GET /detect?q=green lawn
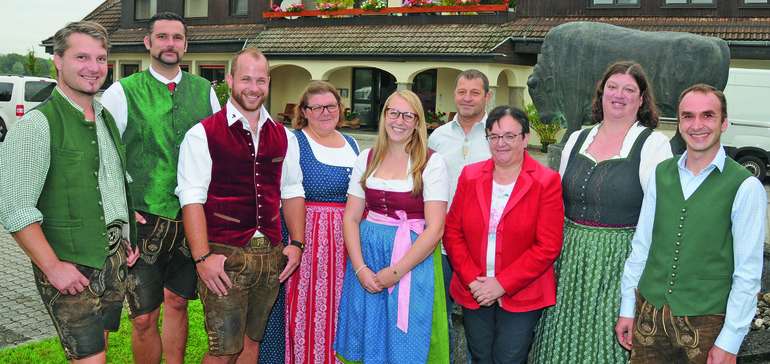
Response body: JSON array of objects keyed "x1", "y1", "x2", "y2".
[{"x1": 0, "y1": 300, "x2": 208, "y2": 363}]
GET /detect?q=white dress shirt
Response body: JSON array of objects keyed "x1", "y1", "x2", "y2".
[
  {"x1": 559, "y1": 122, "x2": 673, "y2": 194},
  {"x1": 175, "y1": 101, "x2": 304, "y2": 237},
  {"x1": 100, "y1": 66, "x2": 221, "y2": 136},
  {"x1": 619, "y1": 146, "x2": 767, "y2": 354},
  {"x1": 427, "y1": 115, "x2": 491, "y2": 205}
]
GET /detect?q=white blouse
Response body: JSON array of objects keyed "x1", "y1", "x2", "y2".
[
  {"x1": 347, "y1": 148, "x2": 449, "y2": 202},
  {"x1": 559, "y1": 122, "x2": 673, "y2": 194},
  {"x1": 301, "y1": 129, "x2": 359, "y2": 168},
  {"x1": 486, "y1": 180, "x2": 515, "y2": 277}
]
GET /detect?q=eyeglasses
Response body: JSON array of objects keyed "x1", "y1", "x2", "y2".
[
  {"x1": 385, "y1": 108, "x2": 418, "y2": 123},
  {"x1": 486, "y1": 132, "x2": 524, "y2": 144},
  {"x1": 305, "y1": 104, "x2": 339, "y2": 114}
]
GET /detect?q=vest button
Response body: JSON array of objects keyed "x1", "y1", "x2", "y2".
[
  {"x1": 667, "y1": 289, "x2": 673, "y2": 294},
  {"x1": 676, "y1": 232, "x2": 682, "y2": 237},
  {"x1": 669, "y1": 281, "x2": 674, "y2": 286},
  {"x1": 681, "y1": 208, "x2": 686, "y2": 213},
  {"x1": 672, "y1": 265, "x2": 677, "y2": 269},
  {"x1": 673, "y1": 257, "x2": 678, "y2": 261},
  {"x1": 675, "y1": 241, "x2": 681, "y2": 246},
  {"x1": 671, "y1": 272, "x2": 676, "y2": 277},
  {"x1": 674, "y1": 249, "x2": 680, "y2": 254},
  {"x1": 678, "y1": 224, "x2": 683, "y2": 229},
  {"x1": 680, "y1": 216, "x2": 685, "y2": 221}
]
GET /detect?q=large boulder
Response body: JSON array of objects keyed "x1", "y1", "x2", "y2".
[{"x1": 527, "y1": 21, "x2": 730, "y2": 145}]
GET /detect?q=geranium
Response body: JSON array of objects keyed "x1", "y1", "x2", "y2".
[
  {"x1": 361, "y1": 0, "x2": 386, "y2": 10},
  {"x1": 271, "y1": 4, "x2": 282, "y2": 11},
  {"x1": 317, "y1": 1, "x2": 340, "y2": 10},
  {"x1": 403, "y1": 0, "x2": 434, "y2": 7},
  {"x1": 286, "y1": 3, "x2": 305, "y2": 11}
]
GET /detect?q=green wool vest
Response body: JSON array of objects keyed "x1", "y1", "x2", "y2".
[
  {"x1": 120, "y1": 70, "x2": 213, "y2": 218},
  {"x1": 638, "y1": 157, "x2": 750, "y2": 316},
  {"x1": 37, "y1": 89, "x2": 131, "y2": 269}
]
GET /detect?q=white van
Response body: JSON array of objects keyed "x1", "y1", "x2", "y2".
[
  {"x1": 722, "y1": 68, "x2": 770, "y2": 181},
  {"x1": 0, "y1": 75, "x2": 57, "y2": 142}
]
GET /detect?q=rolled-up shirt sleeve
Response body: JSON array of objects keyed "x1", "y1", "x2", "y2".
[
  {"x1": 280, "y1": 126, "x2": 304, "y2": 199},
  {"x1": 0, "y1": 111, "x2": 50, "y2": 232},
  {"x1": 175, "y1": 124, "x2": 212, "y2": 206}
]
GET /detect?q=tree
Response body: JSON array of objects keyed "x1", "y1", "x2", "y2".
[
  {"x1": 25, "y1": 50, "x2": 38, "y2": 75},
  {"x1": 11, "y1": 61, "x2": 24, "y2": 75},
  {"x1": 48, "y1": 60, "x2": 57, "y2": 79}
]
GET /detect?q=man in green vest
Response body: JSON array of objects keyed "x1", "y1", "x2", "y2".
[
  {"x1": 0, "y1": 21, "x2": 139, "y2": 363},
  {"x1": 615, "y1": 84, "x2": 766, "y2": 364},
  {"x1": 101, "y1": 11, "x2": 220, "y2": 364}
]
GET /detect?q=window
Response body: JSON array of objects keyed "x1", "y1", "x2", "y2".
[
  {"x1": 24, "y1": 81, "x2": 56, "y2": 102},
  {"x1": 231, "y1": 0, "x2": 248, "y2": 15},
  {"x1": 180, "y1": 64, "x2": 191, "y2": 73},
  {"x1": 135, "y1": 0, "x2": 157, "y2": 19},
  {"x1": 101, "y1": 64, "x2": 114, "y2": 91},
  {"x1": 412, "y1": 70, "x2": 437, "y2": 113},
  {"x1": 0, "y1": 83, "x2": 12, "y2": 102},
  {"x1": 199, "y1": 64, "x2": 226, "y2": 83},
  {"x1": 664, "y1": 0, "x2": 714, "y2": 4},
  {"x1": 743, "y1": 0, "x2": 769, "y2": 4},
  {"x1": 591, "y1": 0, "x2": 638, "y2": 5},
  {"x1": 122, "y1": 64, "x2": 140, "y2": 78},
  {"x1": 185, "y1": 0, "x2": 209, "y2": 17}
]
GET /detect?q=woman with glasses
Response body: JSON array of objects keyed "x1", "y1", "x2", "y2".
[
  {"x1": 531, "y1": 61, "x2": 672, "y2": 363},
  {"x1": 260, "y1": 81, "x2": 360, "y2": 364},
  {"x1": 334, "y1": 90, "x2": 450, "y2": 363},
  {"x1": 443, "y1": 106, "x2": 564, "y2": 364}
]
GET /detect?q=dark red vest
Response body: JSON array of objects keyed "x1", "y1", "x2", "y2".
[
  {"x1": 201, "y1": 108, "x2": 288, "y2": 247},
  {"x1": 363, "y1": 149, "x2": 428, "y2": 220}
]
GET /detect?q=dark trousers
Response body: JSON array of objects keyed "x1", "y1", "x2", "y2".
[{"x1": 462, "y1": 305, "x2": 542, "y2": 364}]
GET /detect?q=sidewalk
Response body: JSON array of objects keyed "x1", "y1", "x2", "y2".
[{"x1": 0, "y1": 229, "x2": 56, "y2": 348}]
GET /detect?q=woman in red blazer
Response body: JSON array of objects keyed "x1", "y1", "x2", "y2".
[{"x1": 444, "y1": 106, "x2": 564, "y2": 364}]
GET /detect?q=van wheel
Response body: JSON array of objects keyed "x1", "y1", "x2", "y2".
[
  {"x1": 0, "y1": 117, "x2": 7, "y2": 143},
  {"x1": 737, "y1": 155, "x2": 767, "y2": 181}
]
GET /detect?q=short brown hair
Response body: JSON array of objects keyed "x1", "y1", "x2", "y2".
[
  {"x1": 292, "y1": 81, "x2": 343, "y2": 129},
  {"x1": 591, "y1": 61, "x2": 659, "y2": 128},
  {"x1": 230, "y1": 47, "x2": 269, "y2": 77},
  {"x1": 53, "y1": 21, "x2": 110, "y2": 57},
  {"x1": 678, "y1": 83, "x2": 727, "y2": 120}
]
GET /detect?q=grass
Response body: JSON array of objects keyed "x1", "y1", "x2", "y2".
[{"x1": 0, "y1": 300, "x2": 208, "y2": 363}]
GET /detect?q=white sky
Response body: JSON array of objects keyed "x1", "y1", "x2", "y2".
[{"x1": 1, "y1": 0, "x2": 106, "y2": 58}]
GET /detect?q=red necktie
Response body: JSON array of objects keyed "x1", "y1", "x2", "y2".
[{"x1": 167, "y1": 82, "x2": 176, "y2": 94}]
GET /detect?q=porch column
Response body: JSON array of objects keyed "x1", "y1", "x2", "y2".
[
  {"x1": 396, "y1": 82, "x2": 412, "y2": 91},
  {"x1": 487, "y1": 85, "x2": 497, "y2": 112}
]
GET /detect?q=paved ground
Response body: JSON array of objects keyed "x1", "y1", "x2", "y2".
[
  {"x1": 0, "y1": 229, "x2": 56, "y2": 348},
  {"x1": 0, "y1": 131, "x2": 768, "y2": 351}
]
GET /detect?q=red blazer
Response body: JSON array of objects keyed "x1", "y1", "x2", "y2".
[{"x1": 444, "y1": 152, "x2": 564, "y2": 312}]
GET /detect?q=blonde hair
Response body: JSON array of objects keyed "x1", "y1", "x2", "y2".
[
  {"x1": 292, "y1": 80, "x2": 343, "y2": 129},
  {"x1": 360, "y1": 90, "x2": 429, "y2": 196}
]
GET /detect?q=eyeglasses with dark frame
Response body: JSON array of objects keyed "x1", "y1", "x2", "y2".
[
  {"x1": 305, "y1": 104, "x2": 340, "y2": 114},
  {"x1": 385, "y1": 108, "x2": 418, "y2": 123},
  {"x1": 486, "y1": 132, "x2": 524, "y2": 144}
]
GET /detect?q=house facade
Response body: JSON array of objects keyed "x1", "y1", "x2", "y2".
[{"x1": 44, "y1": 0, "x2": 770, "y2": 134}]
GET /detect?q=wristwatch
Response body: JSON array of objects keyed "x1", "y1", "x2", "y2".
[{"x1": 289, "y1": 239, "x2": 305, "y2": 251}]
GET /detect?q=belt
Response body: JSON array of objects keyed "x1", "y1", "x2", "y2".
[
  {"x1": 249, "y1": 236, "x2": 271, "y2": 248},
  {"x1": 106, "y1": 223, "x2": 123, "y2": 256}
]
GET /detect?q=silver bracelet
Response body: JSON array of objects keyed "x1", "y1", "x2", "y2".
[{"x1": 354, "y1": 264, "x2": 368, "y2": 276}]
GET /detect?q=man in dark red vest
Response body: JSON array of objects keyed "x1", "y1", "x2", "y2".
[{"x1": 176, "y1": 48, "x2": 305, "y2": 363}]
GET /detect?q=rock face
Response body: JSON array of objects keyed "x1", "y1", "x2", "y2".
[{"x1": 527, "y1": 21, "x2": 730, "y2": 145}]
